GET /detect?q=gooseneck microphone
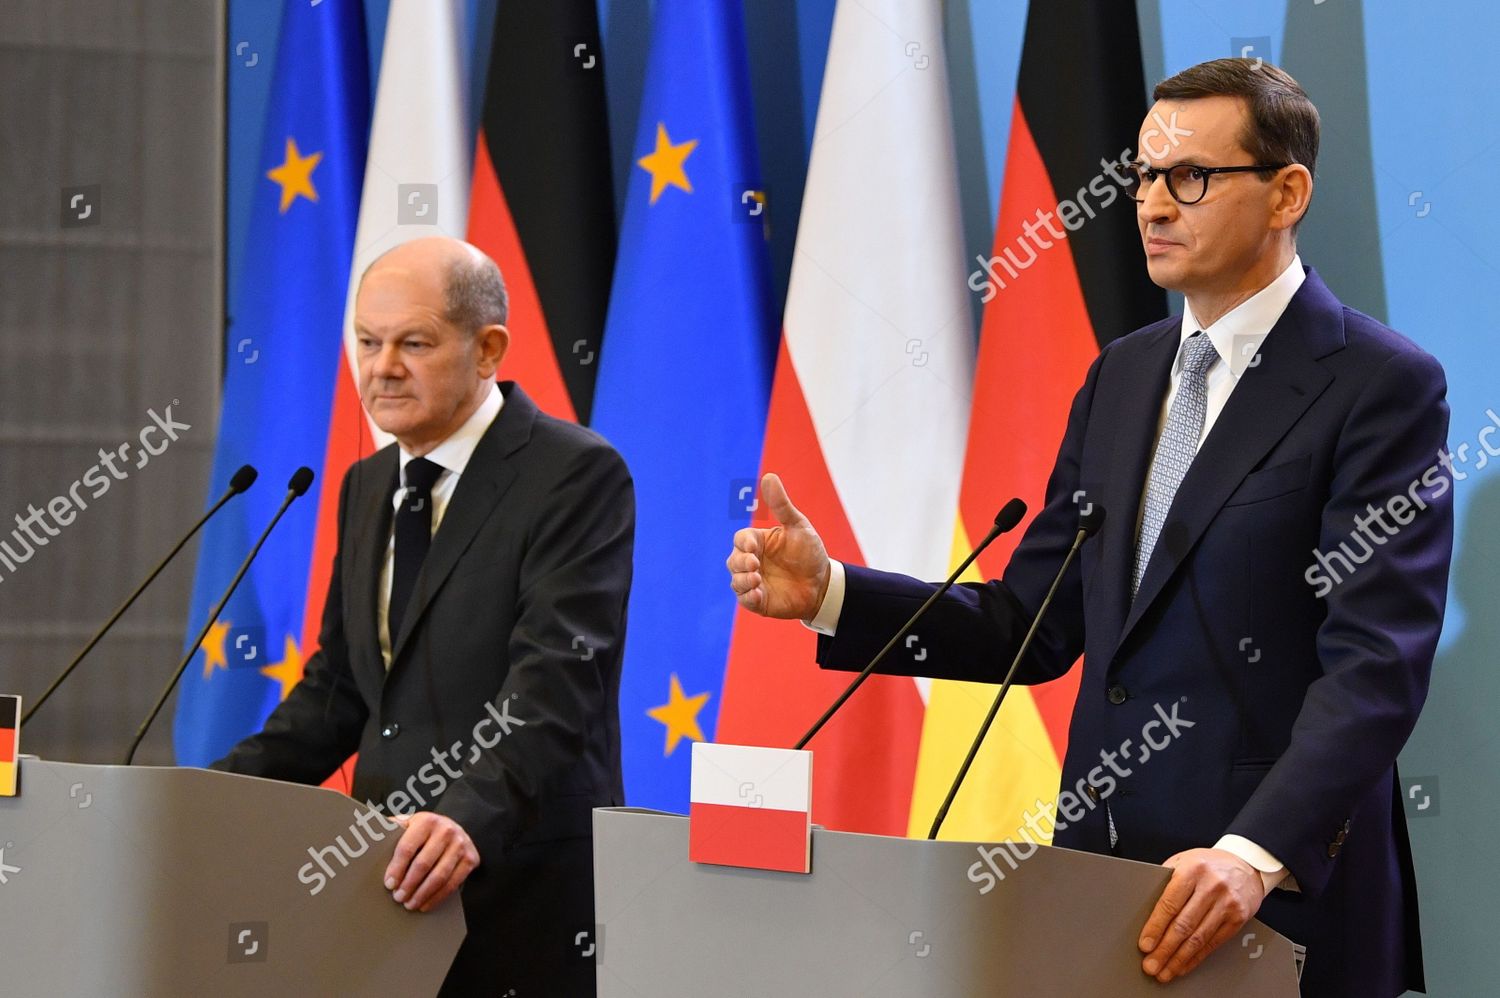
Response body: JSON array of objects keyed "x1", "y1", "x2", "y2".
[
  {"x1": 927, "y1": 503, "x2": 1107, "y2": 839},
  {"x1": 122, "y1": 467, "x2": 314, "y2": 764},
  {"x1": 793, "y1": 498, "x2": 1028, "y2": 751},
  {"x1": 21, "y1": 464, "x2": 258, "y2": 726}
]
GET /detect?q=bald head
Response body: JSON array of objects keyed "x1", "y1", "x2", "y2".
[{"x1": 359, "y1": 236, "x2": 509, "y2": 337}]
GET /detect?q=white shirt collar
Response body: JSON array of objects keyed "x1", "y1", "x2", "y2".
[
  {"x1": 1179, "y1": 254, "x2": 1306, "y2": 379},
  {"x1": 397, "y1": 383, "x2": 504, "y2": 483}
]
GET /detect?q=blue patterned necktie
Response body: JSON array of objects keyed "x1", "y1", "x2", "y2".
[{"x1": 1133, "y1": 332, "x2": 1219, "y2": 599}]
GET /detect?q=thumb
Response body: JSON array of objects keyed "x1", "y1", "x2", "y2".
[{"x1": 760, "y1": 472, "x2": 806, "y2": 528}]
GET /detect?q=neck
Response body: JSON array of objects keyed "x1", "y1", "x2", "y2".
[{"x1": 1184, "y1": 244, "x2": 1296, "y2": 330}]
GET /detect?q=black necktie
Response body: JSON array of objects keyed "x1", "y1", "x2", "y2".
[{"x1": 389, "y1": 456, "x2": 444, "y2": 645}]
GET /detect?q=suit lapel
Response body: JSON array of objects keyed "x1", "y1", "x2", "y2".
[
  {"x1": 1093, "y1": 321, "x2": 1180, "y2": 668},
  {"x1": 346, "y1": 448, "x2": 397, "y2": 688},
  {"x1": 1109, "y1": 269, "x2": 1345, "y2": 663},
  {"x1": 387, "y1": 382, "x2": 534, "y2": 667}
]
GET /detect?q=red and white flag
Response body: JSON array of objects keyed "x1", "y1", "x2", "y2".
[
  {"x1": 715, "y1": 0, "x2": 974, "y2": 836},
  {"x1": 689, "y1": 742, "x2": 812, "y2": 873}
]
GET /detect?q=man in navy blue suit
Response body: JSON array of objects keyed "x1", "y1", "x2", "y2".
[{"x1": 726, "y1": 59, "x2": 1451, "y2": 996}]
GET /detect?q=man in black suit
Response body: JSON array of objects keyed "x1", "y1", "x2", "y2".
[
  {"x1": 727, "y1": 61, "x2": 1451, "y2": 995},
  {"x1": 215, "y1": 235, "x2": 633, "y2": 996}
]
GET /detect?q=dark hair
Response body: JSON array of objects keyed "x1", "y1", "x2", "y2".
[
  {"x1": 1154, "y1": 58, "x2": 1319, "y2": 181},
  {"x1": 444, "y1": 252, "x2": 509, "y2": 335}
]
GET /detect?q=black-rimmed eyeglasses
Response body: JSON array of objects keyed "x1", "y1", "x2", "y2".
[{"x1": 1127, "y1": 162, "x2": 1287, "y2": 205}]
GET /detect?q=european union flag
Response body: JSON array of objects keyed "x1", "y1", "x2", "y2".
[
  {"x1": 592, "y1": 0, "x2": 777, "y2": 812},
  {"x1": 173, "y1": 0, "x2": 370, "y2": 766}
]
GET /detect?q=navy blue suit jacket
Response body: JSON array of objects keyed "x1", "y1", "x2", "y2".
[{"x1": 818, "y1": 269, "x2": 1452, "y2": 996}]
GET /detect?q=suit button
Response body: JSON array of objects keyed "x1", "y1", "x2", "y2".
[
  {"x1": 381, "y1": 722, "x2": 400, "y2": 739},
  {"x1": 1106, "y1": 685, "x2": 1128, "y2": 705},
  {"x1": 1085, "y1": 783, "x2": 1102, "y2": 803}
]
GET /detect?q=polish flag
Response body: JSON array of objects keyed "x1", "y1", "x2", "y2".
[
  {"x1": 689, "y1": 743, "x2": 812, "y2": 874},
  {"x1": 339, "y1": 0, "x2": 472, "y2": 449},
  {"x1": 714, "y1": 0, "x2": 974, "y2": 836}
]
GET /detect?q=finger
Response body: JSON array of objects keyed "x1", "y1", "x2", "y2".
[
  {"x1": 407, "y1": 842, "x2": 462, "y2": 911},
  {"x1": 730, "y1": 571, "x2": 762, "y2": 596},
  {"x1": 1139, "y1": 867, "x2": 1194, "y2": 952},
  {"x1": 725, "y1": 548, "x2": 761, "y2": 574},
  {"x1": 384, "y1": 818, "x2": 426, "y2": 890},
  {"x1": 418, "y1": 848, "x2": 478, "y2": 913},
  {"x1": 732, "y1": 527, "x2": 764, "y2": 557},
  {"x1": 1174, "y1": 915, "x2": 1244, "y2": 980},
  {"x1": 736, "y1": 584, "x2": 766, "y2": 614},
  {"x1": 395, "y1": 826, "x2": 449, "y2": 906},
  {"x1": 1143, "y1": 881, "x2": 1215, "y2": 979},
  {"x1": 1157, "y1": 900, "x2": 1228, "y2": 982},
  {"x1": 760, "y1": 473, "x2": 805, "y2": 528}
]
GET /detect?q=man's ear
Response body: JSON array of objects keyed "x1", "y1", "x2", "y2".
[
  {"x1": 1270, "y1": 164, "x2": 1313, "y2": 232},
  {"x1": 475, "y1": 324, "x2": 510, "y2": 378}
]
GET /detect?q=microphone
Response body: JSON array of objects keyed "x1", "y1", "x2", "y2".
[
  {"x1": 927, "y1": 503, "x2": 1107, "y2": 839},
  {"x1": 122, "y1": 467, "x2": 315, "y2": 764},
  {"x1": 793, "y1": 498, "x2": 1027, "y2": 750},
  {"x1": 21, "y1": 464, "x2": 258, "y2": 726}
]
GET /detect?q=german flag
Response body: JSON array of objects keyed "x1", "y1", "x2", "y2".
[
  {"x1": 466, "y1": 0, "x2": 616, "y2": 425},
  {"x1": 909, "y1": 0, "x2": 1167, "y2": 840},
  {"x1": 0, "y1": 694, "x2": 19, "y2": 796}
]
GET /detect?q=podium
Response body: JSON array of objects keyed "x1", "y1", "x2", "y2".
[
  {"x1": 593, "y1": 807, "x2": 1301, "y2": 997},
  {"x1": 0, "y1": 758, "x2": 464, "y2": 997}
]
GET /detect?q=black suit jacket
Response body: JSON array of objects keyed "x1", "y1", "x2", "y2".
[
  {"x1": 215, "y1": 382, "x2": 634, "y2": 996},
  {"x1": 819, "y1": 270, "x2": 1452, "y2": 997}
]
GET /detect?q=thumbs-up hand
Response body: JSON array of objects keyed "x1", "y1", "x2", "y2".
[{"x1": 726, "y1": 473, "x2": 831, "y2": 620}]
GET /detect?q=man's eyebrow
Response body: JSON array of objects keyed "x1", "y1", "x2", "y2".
[
  {"x1": 1132, "y1": 157, "x2": 1200, "y2": 170},
  {"x1": 352, "y1": 326, "x2": 429, "y2": 339}
]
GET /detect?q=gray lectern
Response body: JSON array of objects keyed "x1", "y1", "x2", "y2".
[
  {"x1": 593, "y1": 807, "x2": 1301, "y2": 997},
  {"x1": 0, "y1": 758, "x2": 464, "y2": 997}
]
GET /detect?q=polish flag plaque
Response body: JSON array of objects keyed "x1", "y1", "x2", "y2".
[{"x1": 689, "y1": 742, "x2": 812, "y2": 874}]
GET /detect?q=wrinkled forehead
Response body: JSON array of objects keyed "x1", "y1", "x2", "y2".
[{"x1": 1136, "y1": 96, "x2": 1250, "y2": 165}]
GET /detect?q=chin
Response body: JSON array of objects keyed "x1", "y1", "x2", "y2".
[
  {"x1": 1143, "y1": 257, "x2": 1184, "y2": 292},
  {"x1": 369, "y1": 412, "x2": 415, "y2": 438}
]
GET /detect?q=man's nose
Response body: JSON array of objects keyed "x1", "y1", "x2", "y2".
[
  {"x1": 370, "y1": 343, "x2": 405, "y2": 378},
  {"x1": 1138, "y1": 173, "x2": 1178, "y2": 225}
]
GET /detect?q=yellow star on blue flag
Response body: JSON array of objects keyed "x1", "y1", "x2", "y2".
[
  {"x1": 647, "y1": 674, "x2": 710, "y2": 756},
  {"x1": 636, "y1": 123, "x2": 697, "y2": 204},
  {"x1": 266, "y1": 136, "x2": 322, "y2": 213}
]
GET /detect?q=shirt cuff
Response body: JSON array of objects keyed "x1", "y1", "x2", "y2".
[
  {"x1": 1215, "y1": 834, "x2": 1298, "y2": 894},
  {"x1": 801, "y1": 560, "x2": 846, "y2": 636}
]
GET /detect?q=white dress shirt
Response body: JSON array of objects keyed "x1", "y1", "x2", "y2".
[
  {"x1": 378, "y1": 384, "x2": 504, "y2": 668},
  {"x1": 804, "y1": 256, "x2": 1307, "y2": 893}
]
